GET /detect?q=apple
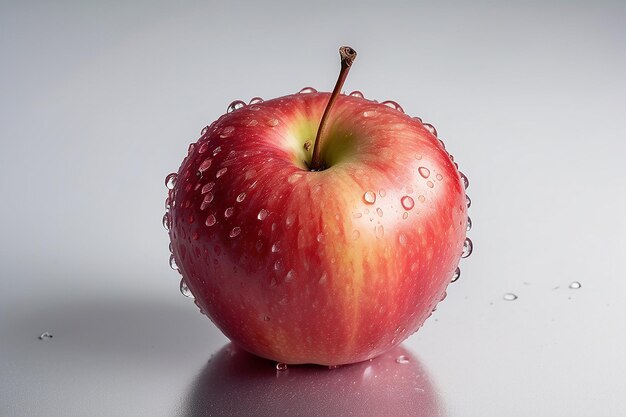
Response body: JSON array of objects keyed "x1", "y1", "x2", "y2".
[{"x1": 164, "y1": 47, "x2": 471, "y2": 365}]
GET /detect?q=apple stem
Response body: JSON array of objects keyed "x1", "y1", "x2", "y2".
[{"x1": 309, "y1": 46, "x2": 357, "y2": 171}]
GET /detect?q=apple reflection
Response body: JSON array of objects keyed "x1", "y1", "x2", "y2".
[{"x1": 184, "y1": 343, "x2": 445, "y2": 417}]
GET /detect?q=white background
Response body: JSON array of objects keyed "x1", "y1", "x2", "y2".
[{"x1": 1, "y1": 1, "x2": 625, "y2": 416}]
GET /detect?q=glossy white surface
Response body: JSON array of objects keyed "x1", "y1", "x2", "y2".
[{"x1": 2, "y1": 1, "x2": 625, "y2": 416}]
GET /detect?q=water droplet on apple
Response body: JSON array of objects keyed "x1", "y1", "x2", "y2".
[
  {"x1": 363, "y1": 191, "x2": 376, "y2": 204},
  {"x1": 169, "y1": 254, "x2": 179, "y2": 271},
  {"x1": 363, "y1": 110, "x2": 378, "y2": 118},
  {"x1": 201, "y1": 182, "x2": 214, "y2": 194},
  {"x1": 352, "y1": 230, "x2": 360, "y2": 240},
  {"x1": 460, "y1": 172, "x2": 469, "y2": 189},
  {"x1": 418, "y1": 195, "x2": 426, "y2": 203},
  {"x1": 427, "y1": 181, "x2": 434, "y2": 188},
  {"x1": 235, "y1": 192, "x2": 246, "y2": 203},
  {"x1": 257, "y1": 209, "x2": 269, "y2": 221},
  {"x1": 247, "y1": 119, "x2": 258, "y2": 127},
  {"x1": 216, "y1": 167, "x2": 228, "y2": 178},
  {"x1": 503, "y1": 293, "x2": 518, "y2": 301},
  {"x1": 285, "y1": 269, "x2": 295, "y2": 282},
  {"x1": 198, "y1": 158, "x2": 212, "y2": 173},
  {"x1": 376, "y1": 208, "x2": 383, "y2": 217},
  {"x1": 436, "y1": 173, "x2": 443, "y2": 181},
  {"x1": 220, "y1": 126, "x2": 235, "y2": 138},
  {"x1": 271, "y1": 241, "x2": 281, "y2": 253},
  {"x1": 38, "y1": 332, "x2": 53, "y2": 340},
  {"x1": 227, "y1": 100, "x2": 246, "y2": 113},
  {"x1": 276, "y1": 362, "x2": 288, "y2": 371},
  {"x1": 423, "y1": 123, "x2": 437, "y2": 137},
  {"x1": 200, "y1": 192, "x2": 214, "y2": 210},
  {"x1": 466, "y1": 194, "x2": 472, "y2": 208},
  {"x1": 165, "y1": 173, "x2": 177, "y2": 190},
  {"x1": 212, "y1": 147, "x2": 223, "y2": 157},
  {"x1": 285, "y1": 214, "x2": 295, "y2": 227},
  {"x1": 569, "y1": 281, "x2": 582, "y2": 289},
  {"x1": 263, "y1": 315, "x2": 270, "y2": 321},
  {"x1": 162, "y1": 213, "x2": 171, "y2": 230},
  {"x1": 205, "y1": 214, "x2": 216, "y2": 227},
  {"x1": 319, "y1": 273, "x2": 328, "y2": 284},
  {"x1": 381, "y1": 100, "x2": 404, "y2": 113},
  {"x1": 229, "y1": 227, "x2": 241, "y2": 238},
  {"x1": 352, "y1": 212, "x2": 363, "y2": 219},
  {"x1": 414, "y1": 153, "x2": 422, "y2": 160},
  {"x1": 265, "y1": 118, "x2": 279, "y2": 127},
  {"x1": 187, "y1": 143, "x2": 196, "y2": 156},
  {"x1": 274, "y1": 260, "x2": 283, "y2": 271},
  {"x1": 438, "y1": 139, "x2": 446, "y2": 150},
  {"x1": 399, "y1": 233, "x2": 407, "y2": 246},
  {"x1": 401, "y1": 196, "x2": 415, "y2": 210},
  {"x1": 224, "y1": 207, "x2": 234, "y2": 218},
  {"x1": 316, "y1": 233, "x2": 325, "y2": 243},
  {"x1": 451, "y1": 267, "x2": 461, "y2": 282},
  {"x1": 375, "y1": 225, "x2": 385, "y2": 239},
  {"x1": 200, "y1": 125, "x2": 209, "y2": 135},
  {"x1": 198, "y1": 142, "x2": 209, "y2": 154},
  {"x1": 249, "y1": 97, "x2": 264, "y2": 104},
  {"x1": 349, "y1": 90, "x2": 364, "y2": 98},
  {"x1": 180, "y1": 279, "x2": 194, "y2": 298},
  {"x1": 402, "y1": 212, "x2": 409, "y2": 219},
  {"x1": 461, "y1": 238, "x2": 473, "y2": 258},
  {"x1": 466, "y1": 216, "x2": 472, "y2": 231},
  {"x1": 298, "y1": 87, "x2": 317, "y2": 94},
  {"x1": 395, "y1": 355, "x2": 409, "y2": 364},
  {"x1": 418, "y1": 167, "x2": 430, "y2": 178}
]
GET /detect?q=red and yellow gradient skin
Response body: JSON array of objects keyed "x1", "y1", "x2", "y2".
[{"x1": 169, "y1": 93, "x2": 467, "y2": 365}]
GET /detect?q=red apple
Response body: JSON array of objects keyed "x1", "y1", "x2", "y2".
[{"x1": 164, "y1": 47, "x2": 471, "y2": 365}]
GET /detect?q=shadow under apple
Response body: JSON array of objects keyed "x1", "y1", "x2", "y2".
[{"x1": 184, "y1": 343, "x2": 445, "y2": 417}]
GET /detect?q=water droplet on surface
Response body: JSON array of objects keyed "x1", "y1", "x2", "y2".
[
  {"x1": 236, "y1": 192, "x2": 246, "y2": 203},
  {"x1": 205, "y1": 214, "x2": 216, "y2": 227},
  {"x1": 460, "y1": 172, "x2": 469, "y2": 189},
  {"x1": 418, "y1": 167, "x2": 430, "y2": 179},
  {"x1": 418, "y1": 195, "x2": 426, "y2": 203},
  {"x1": 169, "y1": 254, "x2": 179, "y2": 271},
  {"x1": 285, "y1": 214, "x2": 295, "y2": 227},
  {"x1": 249, "y1": 97, "x2": 264, "y2": 104},
  {"x1": 376, "y1": 208, "x2": 383, "y2": 217},
  {"x1": 401, "y1": 196, "x2": 415, "y2": 210},
  {"x1": 375, "y1": 225, "x2": 385, "y2": 239},
  {"x1": 220, "y1": 126, "x2": 235, "y2": 138},
  {"x1": 352, "y1": 230, "x2": 360, "y2": 240},
  {"x1": 224, "y1": 207, "x2": 234, "y2": 218},
  {"x1": 276, "y1": 363, "x2": 288, "y2": 371},
  {"x1": 363, "y1": 191, "x2": 376, "y2": 204},
  {"x1": 201, "y1": 182, "x2": 215, "y2": 194},
  {"x1": 503, "y1": 293, "x2": 518, "y2": 301},
  {"x1": 414, "y1": 154, "x2": 423, "y2": 160},
  {"x1": 399, "y1": 233, "x2": 407, "y2": 246},
  {"x1": 316, "y1": 233, "x2": 325, "y2": 243},
  {"x1": 200, "y1": 126, "x2": 209, "y2": 135},
  {"x1": 352, "y1": 212, "x2": 363, "y2": 219},
  {"x1": 198, "y1": 142, "x2": 209, "y2": 154},
  {"x1": 165, "y1": 173, "x2": 177, "y2": 190},
  {"x1": 198, "y1": 158, "x2": 212, "y2": 173},
  {"x1": 461, "y1": 238, "x2": 473, "y2": 258},
  {"x1": 451, "y1": 267, "x2": 461, "y2": 283},
  {"x1": 246, "y1": 119, "x2": 259, "y2": 127},
  {"x1": 271, "y1": 241, "x2": 281, "y2": 253},
  {"x1": 227, "y1": 100, "x2": 246, "y2": 113},
  {"x1": 363, "y1": 110, "x2": 378, "y2": 118},
  {"x1": 423, "y1": 123, "x2": 438, "y2": 137},
  {"x1": 438, "y1": 139, "x2": 446, "y2": 150},
  {"x1": 229, "y1": 227, "x2": 241, "y2": 238},
  {"x1": 180, "y1": 279, "x2": 194, "y2": 298},
  {"x1": 216, "y1": 167, "x2": 228, "y2": 178},
  {"x1": 257, "y1": 209, "x2": 269, "y2": 221},
  {"x1": 265, "y1": 118, "x2": 279, "y2": 127},
  {"x1": 466, "y1": 216, "x2": 472, "y2": 231},
  {"x1": 285, "y1": 269, "x2": 295, "y2": 282},
  {"x1": 213, "y1": 147, "x2": 223, "y2": 157},
  {"x1": 402, "y1": 212, "x2": 409, "y2": 219},
  {"x1": 381, "y1": 100, "x2": 404, "y2": 113},
  {"x1": 200, "y1": 193, "x2": 214, "y2": 210},
  {"x1": 395, "y1": 355, "x2": 409, "y2": 364},
  {"x1": 349, "y1": 90, "x2": 364, "y2": 98},
  {"x1": 298, "y1": 87, "x2": 317, "y2": 94},
  {"x1": 569, "y1": 281, "x2": 582, "y2": 289},
  {"x1": 187, "y1": 143, "x2": 196, "y2": 156},
  {"x1": 263, "y1": 315, "x2": 270, "y2": 321},
  {"x1": 427, "y1": 180, "x2": 434, "y2": 188},
  {"x1": 274, "y1": 260, "x2": 283, "y2": 271},
  {"x1": 466, "y1": 194, "x2": 472, "y2": 208},
  {"x1": 38, "y1": 332, "x2": 53, "y2": 340},
  {"x1": 162, "y1": 213, "x2": 171, "y2": 230}
]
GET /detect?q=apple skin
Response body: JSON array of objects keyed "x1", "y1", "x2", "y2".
[{"x1": 167, "y1": 91, "x2": 467, "y2": 365}]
